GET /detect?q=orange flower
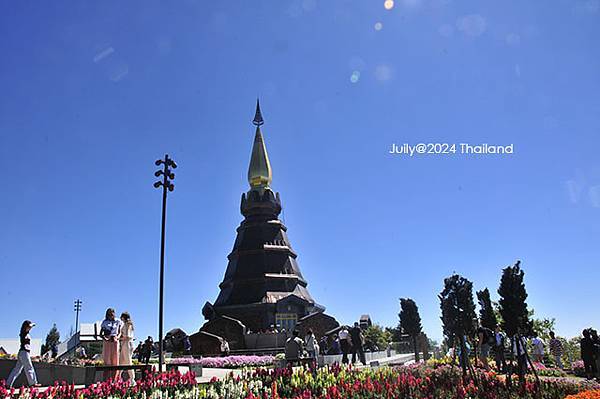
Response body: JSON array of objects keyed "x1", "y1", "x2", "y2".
[{"x1": 565, "y1": 390, "x2": 600, "y2": 399}]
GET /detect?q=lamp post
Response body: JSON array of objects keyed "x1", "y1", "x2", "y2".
[
  {"x1": 153, "y1": 154, "x2": 177, "y2": 372},
  {"x1": 74, "y1": 299, "x2": 82, "y2": 334}
]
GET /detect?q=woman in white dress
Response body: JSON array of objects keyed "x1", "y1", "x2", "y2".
[{"x1": 119, "y1": 312, "x2": 135, "y2": 384}]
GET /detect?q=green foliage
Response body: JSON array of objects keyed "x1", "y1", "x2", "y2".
[
  {"x1": 363, "y1": 324, "x2": 392, "y2": 350},
  {"x1": 529, "y1": 310, "x2": 556, "y2": 341},
  {"x1": 498, "y1": 260, "x2": 531, "y2": 337},
  {"x1": 399, "y1": 298, "x2": 423, "y2": 337},
  {"x1": 399, "y1": 297, "x2": 424, "y2": 361},
  {"x1": 41, "y1": 324, "x2": 60, "y2": 355},
  {"x1": 476, "y1": 288, "x2": 498, "y2": 329},
  {"x1": 439, "y1": 274, "x2": 477, "y2": 346}
]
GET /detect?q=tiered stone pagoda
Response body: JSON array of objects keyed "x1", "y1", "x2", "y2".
[{"x1": 200, "y1": 101, "x2": 337, "y2": 341}]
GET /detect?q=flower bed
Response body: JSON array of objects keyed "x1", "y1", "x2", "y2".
[
  {"x1": 565, "y1": 390, "x2": 600, "y2": 399},
  {"x1": 2, "y1": 364, "x2": 597, "y2": 399},
  {"x1": 169, "y1": 355, "x2": 274, "y2": 369},
  {"x1": 206, "y1": 364, "x2": 599, "y2": 399}
]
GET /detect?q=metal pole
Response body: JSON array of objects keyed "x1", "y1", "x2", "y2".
[
  {"x1": 158, "y1": 155, "x2": 168, "y2": 373},
  {"x1": 74, "y1": 299, "x2": 82, "y2": 334}
]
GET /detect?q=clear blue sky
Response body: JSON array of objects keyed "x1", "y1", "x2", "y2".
[{"x1": 1, "y1": 1, "x2": 599, "y2": 345}]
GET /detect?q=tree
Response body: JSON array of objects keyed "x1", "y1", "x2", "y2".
[
  {"x1": 498, "y1": 260, "x2": 539, "y2": 385},
  {"x1": 439, "y1": 274, "x2": 477, "y2": 377},
  {"x1": 363, "y1": 324, "x2": 392, "y2": 351},
  {"x1": 498, "y1": 260, "x2": 531, "y2": 338},
  {"x1": 399, "y1": 298, "x2": 423, "y2": 361},
  {"x1": 439, "y1": 274, "x2": 477, "y2": 344},
  {"x1": 476, "y1": 288, "x2": 498, "y2": 330},
  {"x1": 41, "y1": 324, "x2": 60, "y2": 356}
]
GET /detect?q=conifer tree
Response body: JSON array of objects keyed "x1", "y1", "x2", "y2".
[
  {"x1": 498, "y1": 260, "x2": 531, "y2": 337},
  {"x1": 399, "y1": 298, "x2": 423, "y2": 361},
  {"x1": 476, "y1": 288, "x2": 498, "y2": 330}
]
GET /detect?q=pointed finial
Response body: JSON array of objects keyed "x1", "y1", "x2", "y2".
[{"x1": 253, "y1": 98, "x2": 264, "y2": 126}]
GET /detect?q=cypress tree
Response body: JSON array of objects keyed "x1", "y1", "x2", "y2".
[
  {"x1": 399, "y1": 298, "x2": 423, "y2": 361},
  {"x1": 476, "y1": 288, "x2": 498, "y2": 330}
]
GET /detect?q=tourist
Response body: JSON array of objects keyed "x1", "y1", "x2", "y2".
[
  {"x1": 119, "y1": 312, "x2": 135, "y2": 384},
  {"x1": 548, "y1": 331, "x2": 564, "y2": 369},
  {"x1": 6, "y1": 320, "x2": 40, "y2": 388},
  {"x1": 100, "y1": 308, "x2": 121, "y2": 381},
  {"x1": 350, "y1": 322, "x2": 366, "y2": 366},
  {"x1": 338, "y1": 326, "x2": 351, "y2": 364},
  {"x1": 581, "y1": 329, "x2": 597, "y2": 379},
  {"x1": 591, "y1": 329, "x2": 600, "y2": 380},
  {"x1": 183, "y1": 336, "x2": 192, "y2": 354},
  {"x1": 531, "y1": 333, "x2": 545, "y2": 364},
  {"x1": 284, "y1": 330, "x2": 304, "y2": 364},
  {"x1": 477, "y1": 326, "x2": 493, "y2": 370},
  {"x1": 512, "y1": 335, "x2": 528, "y2": 379},
  {"x1": 330, "y1": 334, "x2": 341, "y2": 355},
  {"x1": 319, "y1": 335, "x2": 328, "y2": 355},
  {"x1": 142, "y1": 336, "x2": 153, "y2": 364},
  {"x1": 221, "y1": 339, "x2": 230, "y2": 355},
  {"x1": 457, "y1": 337, "x2": 471, "y2": 376},
  {"x1": 493, "y1": 326, "x2": 507, "y2": 373},
  {"x1": 305, "y1": 329, "x2": 319, "y2": 359}
]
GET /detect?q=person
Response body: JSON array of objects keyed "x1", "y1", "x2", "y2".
[
  {"x1": 590, "y1": 329, "x2": 600, "y2": 380},
  {"x1": 493, "y1": 326, "x2": 507, "y2": 373},
  {"x1": 142, "y1": 336, "x2": 153, "y2": 364},
  {"x1": 284, "y1": 330, "x2": 304, "y2": 364},
  {"x1": 100, "y1": 308, "x2": 121, "y2": 381},
  {"x1": 319, "y1": 336, "x2": 328, "y2": 355},
  {"x1": 305, "y1": 329, "x2": 319, "y2": 359},
  {"x1": 119, "y1": 312, "x2": 135, "y2": 384},
  {"x1": 350, "y1": 322, "x2": 366, "y2": 366},
  {"x1": 338, "y1": 326, "x2": 351, "y2": 364},
  {"x1": 477, "y1": 326, "x2": 493, "y2": 370},
  {"x1": 531, "y1": 334, "x2": 545, "y2": 364},
  {"x1": 330, "y1": 335, "x2": 341, "y2": 355},
  {"x1": 221, "y1": 339, "x2": 230, "y2": 355},
  {"x1": 581, "y1": 329, "x2": 597, "y2": 380},
  {"x1": 457, "y1": 337, "x2": 471, "y2": 377},
  {"x1": 386, "y1": 342, "x2": 392, "y2": 358},
  {"x1": 548, "y1": 331, "x2": 564, "y2": 369},
  {"x1": 183, "y1": 336, "x2": 192, "y2": 354},
  {"x1": 512, "y1": 335, "x2": 528, "y2": 379},
  {"x1": 6, "y1": 320, "x2": 40, "y2": 388}
]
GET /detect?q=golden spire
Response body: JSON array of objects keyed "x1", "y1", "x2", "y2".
[{"x1": 248, "y1": 99, "x2": 272, "y2": 190}]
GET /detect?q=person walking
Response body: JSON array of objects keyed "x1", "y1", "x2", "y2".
[
  {"x1": 142, "y1": 336, "x2": 153, "y2": 364},
  {"x1": 531, "y1": 334, "x2": 545, "y2": 364},
  {"x1": 477, "y1": 326, "x2": 493, "y2": 370},
  {"x1": 304, "y1": 329, "x2": 319, "y2": 359},
  {"x1": 350, "y1": 322, "x2": 366, "y2": 366},
  {"x1": 119, "y1": 312, "x2": 135, "y2": 384},
  {"x1": 548, "y1": 331, "x2": 564, "y2": 369},
  {"x1": 6, "y1": 321, "x2": 40, "y2": 388},
  {"x1": 338, "y1": 326, "x2": 351, "y2": 364},
  {"x1": 284, "y1": 330, "x2": 304, "y2": 365},
  {"x1": 493, "y1": 326, "x2": 507, "y2": 373},
  {"x1": 100, "y1": 308, "x2": 121, "y2": 381}
]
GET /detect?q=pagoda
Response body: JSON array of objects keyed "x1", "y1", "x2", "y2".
[{"x1": 202, "y1": 101, "x2": 326, "y2": 334}]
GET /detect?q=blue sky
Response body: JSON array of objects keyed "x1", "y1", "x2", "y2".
[{"x1": 1, "y1": 0, "x2": 599, "y2": 345}]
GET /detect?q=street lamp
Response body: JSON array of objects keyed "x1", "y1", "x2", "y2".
[
  {"x1": 74, "y1": 299, "x2": 82, "y2": 334},
  {"x1": 154, "y1": 154, "x2": 177, "y2": 372}
]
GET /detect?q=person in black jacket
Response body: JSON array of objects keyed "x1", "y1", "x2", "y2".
[
  {"x1": 581, "y1": 328, "x2": 597, "y2": 380},
  {"x1": 350, "y1": 322, "x2": 366, "y2": 366},
  {"x1": 6, "y1": 320, "x2": 40, "y2": 387}
]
